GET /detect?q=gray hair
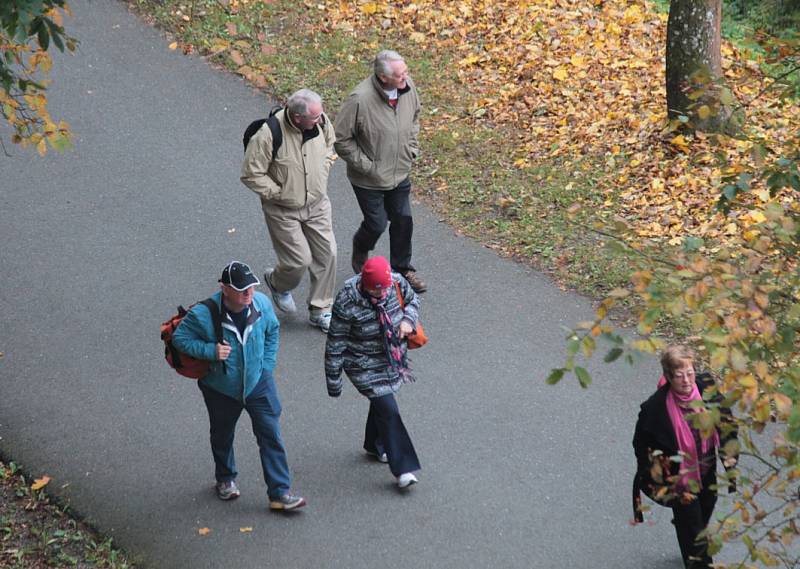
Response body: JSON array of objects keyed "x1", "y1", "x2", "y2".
[
  {"x1": 286, "y1": 88, "x2": 322, "y2": 117},
  {"x1": 374, "y1": 50, "x2": 404, "y2": 78}
]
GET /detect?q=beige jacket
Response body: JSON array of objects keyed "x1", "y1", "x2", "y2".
[
  {"x1": 241, "y1": 110, "x2": 336, "y2": 209},
  {"x1": 333, "y1": 75, "x2": 420, "y2": 191}
]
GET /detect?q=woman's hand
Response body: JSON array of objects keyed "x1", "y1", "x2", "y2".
[
  {"x1": 398, "y1": 320, "x2": 413, "y2": 339},
  {"x1": 723, "y1": 456, "x2": 738, "y2": 468}
]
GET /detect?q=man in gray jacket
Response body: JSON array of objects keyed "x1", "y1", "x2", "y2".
[
  {"x1": 334, "y1": 50, "x2": 427, "y2": 293},
  {"x1": 241, "y1": 89, "x2": 338, "y2": 332}
]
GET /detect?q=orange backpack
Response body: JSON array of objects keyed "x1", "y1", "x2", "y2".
[{"x1": 160, "y1": 299, "x2": 223, "y2": 379}]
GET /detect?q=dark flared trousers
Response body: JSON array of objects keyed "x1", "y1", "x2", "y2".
[{"x1": 363, "y1": 393, "x2": 420, "y2": 477}]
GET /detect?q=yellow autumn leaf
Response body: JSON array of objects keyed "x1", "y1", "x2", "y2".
[
  {"x1": 360, "y1": 3, "x2": 378, "y2": 15},
  {"x1": 168, "y1": 42, "x2": 178, "y2": 50},
  {"x1": 570, "y1": 55, "x2": 586, "y2": 68},
  {"x1": 622, "y1": 5, "x2": 643, "y2": 24},
  {"x1": 749, "y1": 210, "x2": 767, "y2": 224},
  {"x1": 239, "y1": 527, "x2": 253, "y2": 533},
  {"x1": 669, "y1": 135, "x2": 688, "y2": 150},
  {"x1": 738, "y1": 374, "x2": 757, "y2": 388},
  {"x1": 552, "y1": 67, "x2": 568, "y2": 81},
  {"x1": 409, "y1": 31, "x2": 426, "y2": 43},
  {"x1": 31, "y1": 476, "x2": 51, "y2": 491},
  {"x1": 696, "y1": 105, "x2": 711, "y2": 120},
  {"x1": 36, "y1": 138, "x2": 47, "y2": 156},
  {"x1": 198, "y1": 527, "x2": 211, "y2": 536}
]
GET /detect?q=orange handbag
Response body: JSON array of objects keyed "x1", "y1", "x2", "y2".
[{"x1": 394, "y1": 282, "x2": 428, "y2": 349}]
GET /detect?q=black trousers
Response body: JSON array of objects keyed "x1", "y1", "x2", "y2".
[
  {"x1": 352, "y1": 179, "x2": 414, "y2": 273},
  {"x1": 670, "y1": 470, "x2": 718, "y2": 569},
  {"x1": 363, "y1": 393, "x2": 420, "y2": 477}
]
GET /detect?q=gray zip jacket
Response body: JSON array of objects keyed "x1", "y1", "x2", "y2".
[{"x1": 333, "y1": 75, "x2": 421, "y2": 190}]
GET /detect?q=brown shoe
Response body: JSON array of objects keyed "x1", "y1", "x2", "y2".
[
  {"x1": 351, "y1": 244, "x2": 368, "y2": 274},
  {"x1": 402, "y1": 270, "x2": 428, "y2": 293}
]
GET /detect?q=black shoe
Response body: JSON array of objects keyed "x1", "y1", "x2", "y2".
[{"x1": 352, "y1": 244, "x2": 368, "y2": 274}]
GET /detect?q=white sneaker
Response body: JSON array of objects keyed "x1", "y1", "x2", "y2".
[
  {"x1": 365, "y1": 450, "x2": 389, "y2": 463},
  {"x1": 309, "y1": 312, "x2": 332, "y2": 333},
  {"x1": 397, "y1": 473, "x2": 418, "y2": 488},
  {"x1": 264, "y1": 270, "x2": 296, "y2": 313}
]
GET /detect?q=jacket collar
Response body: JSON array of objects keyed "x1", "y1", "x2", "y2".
[
  {"x1": 283, "y1": 110, "x2": 322, "y2": 142},
  {"x1": 219, "y1": 300, "x2": 261, "y2": 345},
  {"x1": 370, "y1": 74, "x2": 411, "y2": 103}
]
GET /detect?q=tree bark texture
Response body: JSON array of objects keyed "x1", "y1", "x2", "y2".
[{"x1": 666, "y1": 0, "x2": 729, "y2": 131}]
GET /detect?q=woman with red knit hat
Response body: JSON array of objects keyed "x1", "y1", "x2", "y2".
[{"x1": 324, "y1": 256, "x2": 422, "y2": 488}]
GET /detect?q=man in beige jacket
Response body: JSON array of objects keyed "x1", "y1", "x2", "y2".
[
  {"x1": 241, "y1": 89, "x2": 337, "y2": 332},
  {"x1": 334, "y1": 50, "x2": 426, "y2": 293}
]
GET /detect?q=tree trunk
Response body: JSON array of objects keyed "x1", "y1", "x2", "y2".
[{"x1": 666, "y1": 0, "x2": 732, "y2": 132}]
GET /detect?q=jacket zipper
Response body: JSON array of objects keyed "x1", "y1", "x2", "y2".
[{"x1": 393, "y1": 101, "x2": 399, "y2": 184}]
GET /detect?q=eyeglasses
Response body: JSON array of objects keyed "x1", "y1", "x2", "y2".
[{"x1": 673, "y1": 370, "x2": 695, "y2": 380}]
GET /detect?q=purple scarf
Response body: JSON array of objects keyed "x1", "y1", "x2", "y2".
[
  {"x1": 664, "y1": 381, "x2": 719, "y2": 489},
  {"x1": 366, "y1": 288, "x2": 414, "y2": 384}
]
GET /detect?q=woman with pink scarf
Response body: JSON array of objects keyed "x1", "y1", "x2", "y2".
[{"x1": 632, "y1": 345, "x2": 738, "y2": 569}]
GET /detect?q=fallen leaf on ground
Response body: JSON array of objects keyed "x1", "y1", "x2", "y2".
[{"x1": 31, "y1": 476, "x2": 51, "y2": 491}]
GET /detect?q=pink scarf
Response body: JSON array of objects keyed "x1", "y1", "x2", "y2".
[{"x1": 662, "y1": 377, "x2": 719, "y2": 489}]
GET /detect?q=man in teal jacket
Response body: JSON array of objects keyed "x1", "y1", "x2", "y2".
[{"x1": 172, "y1": 261, "x2": 305, "y2": 510}]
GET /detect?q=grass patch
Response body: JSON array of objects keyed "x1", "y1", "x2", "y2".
[
  {"x1": 0, "y1": 459, "x2": 138, "y2": 568},
  {"x1": 419, "y1": 120, "x2": 635, "y2": 295}
]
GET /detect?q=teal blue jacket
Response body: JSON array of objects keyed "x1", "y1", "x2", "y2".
[{"x1": 172, "y1": 291, "x2": 279, "y2": 401}]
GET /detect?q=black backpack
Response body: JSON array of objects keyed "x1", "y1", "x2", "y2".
[{"x1": 243, "y1": 106, "x2": 282, "y2": 158}]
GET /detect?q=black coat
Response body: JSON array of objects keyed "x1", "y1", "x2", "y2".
[{"x1": 632, "y1": 373, "x2": 737, "y2": 521}]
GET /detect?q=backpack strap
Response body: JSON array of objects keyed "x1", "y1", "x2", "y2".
[
  {"x1": 243, "y1": 118, "x2": 267, "y2": 153},
  {"x1": 200, "y1": 298, "x2": 226, "y2": 373},
  {"x1": 266, "y1": 112, "x2": 282, "y2": 161},
  {"x1": 200, "y1": 298, "x2": 223, "y2": 343},
  {"x1": 394, "y1": 280, "x2": 405, "y2": 309},
  {"x1": 242, "y1": 107, "x2": 283, "y2": 162}
]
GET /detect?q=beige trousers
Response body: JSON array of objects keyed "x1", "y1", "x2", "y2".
[{"x1": 261, "y1": 195, "x2": 337, "y2": 314}]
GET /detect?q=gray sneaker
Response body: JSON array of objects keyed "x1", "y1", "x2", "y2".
[
  {"x1": 215, "y1": 480, "x2": 240, "y2": 501},
  {"x1": 264, "y1": 270, "x2": 296, "y2": 313},
  {"x1": 269, "y1": 492, "x2": 306, "y2": 511},
  {"x1": 309, "y1": 312, "x2": 332, "y2": 333}
]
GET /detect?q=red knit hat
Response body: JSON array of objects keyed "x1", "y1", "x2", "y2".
[{"x1": 361, "y1": 256, "x2": 392, "y2": 290}]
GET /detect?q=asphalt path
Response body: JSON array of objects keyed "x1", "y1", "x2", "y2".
[{"x1": 0, "y1": 2, "x2": 736, "y2": 568}]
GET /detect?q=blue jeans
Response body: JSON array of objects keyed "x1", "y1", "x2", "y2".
[
  {"x1": 363, "y1": 393, "x2": 420, "y2": 477},
  {"x1": 198, "y1": 373, "x2": 291, "y2": 500}
]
